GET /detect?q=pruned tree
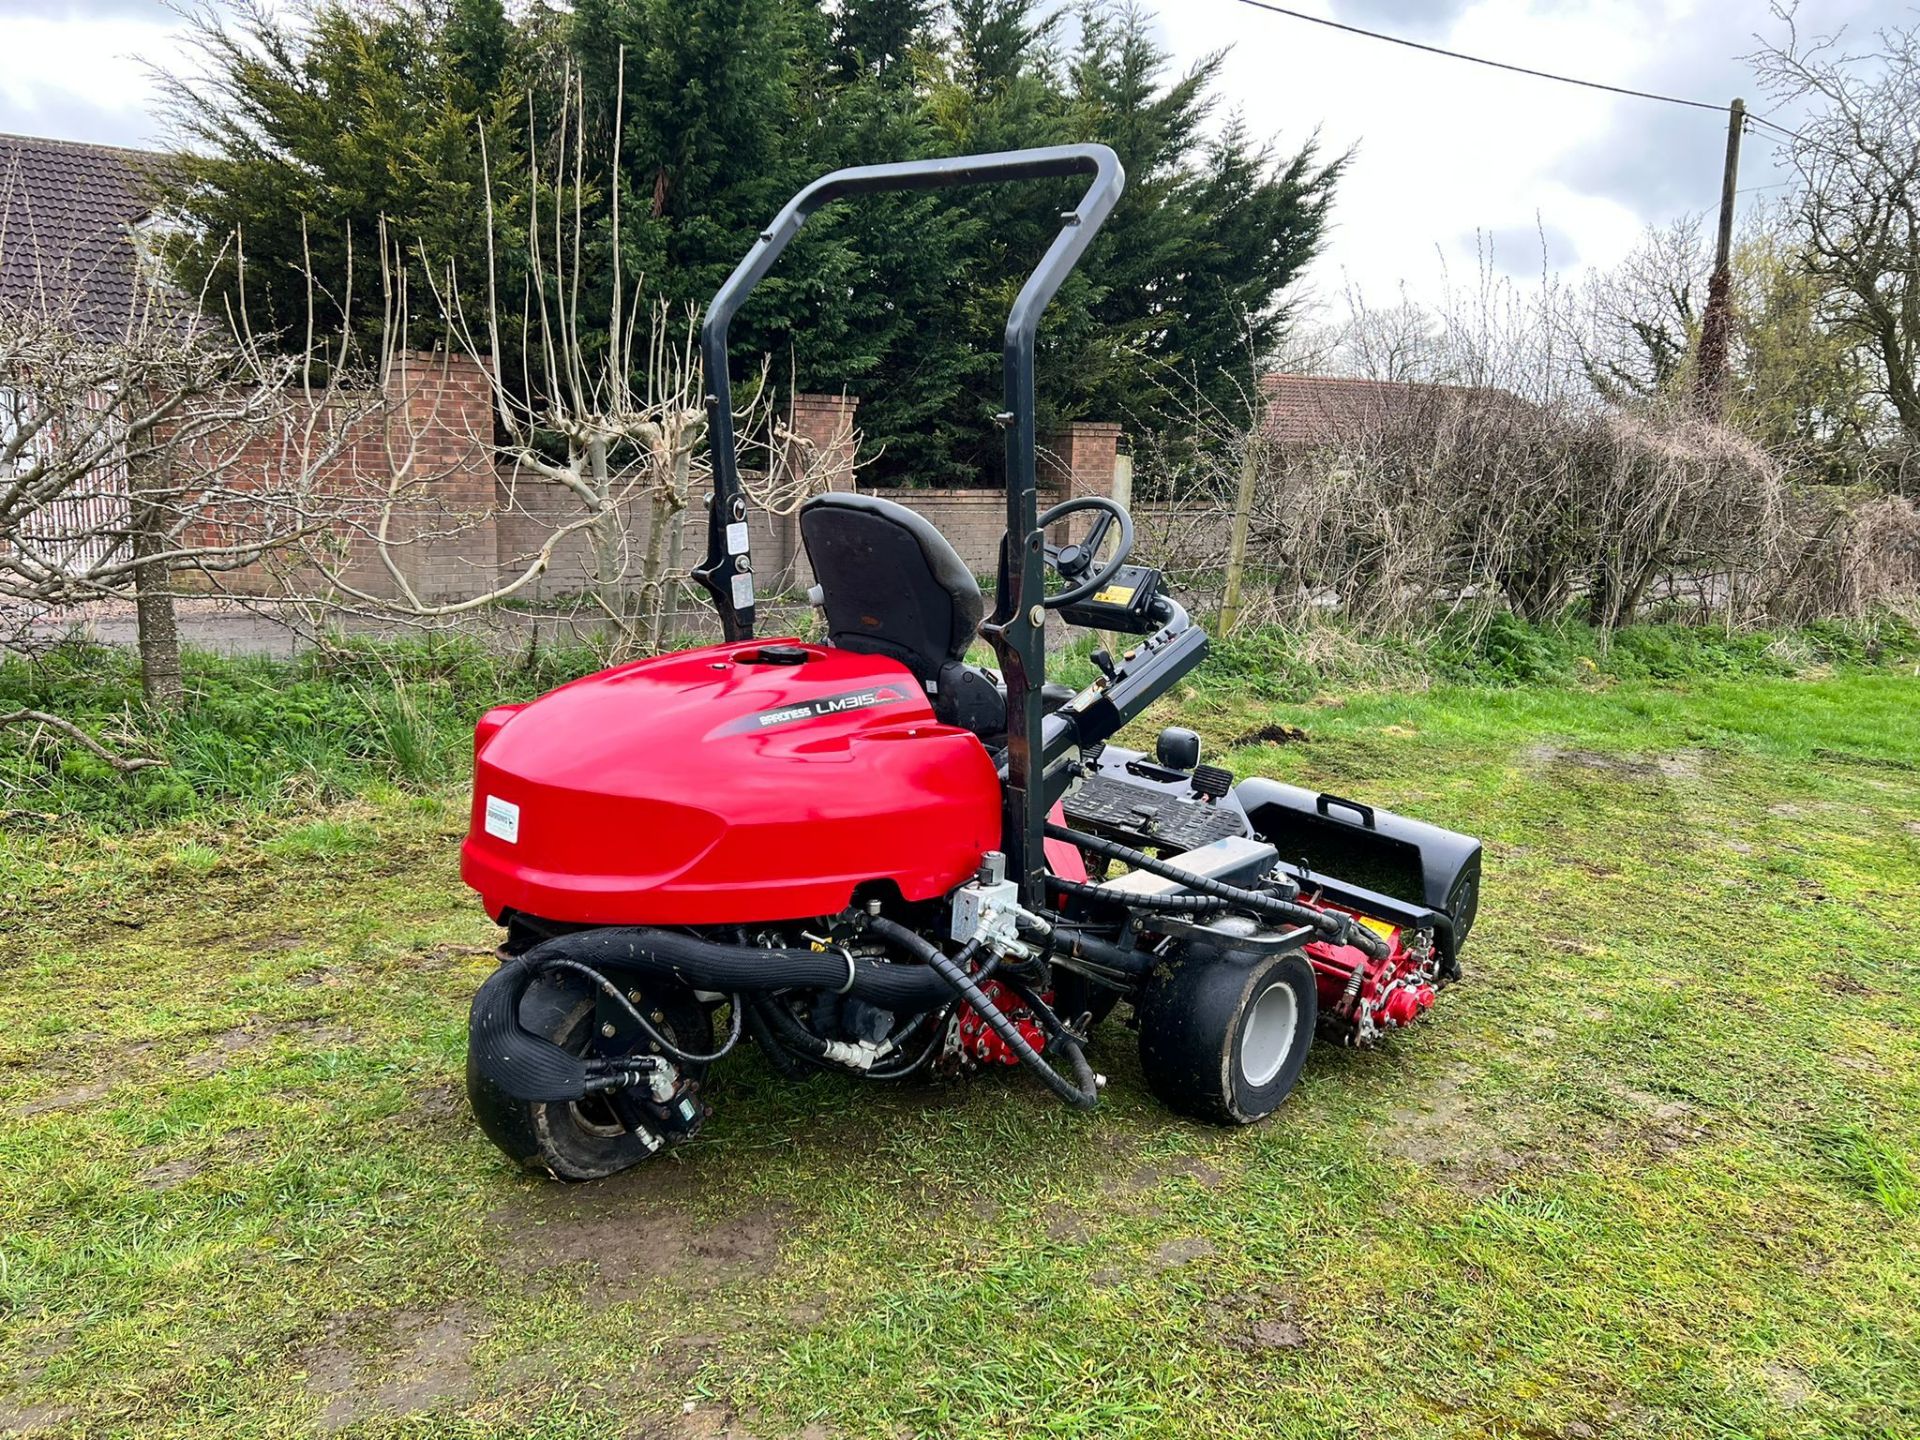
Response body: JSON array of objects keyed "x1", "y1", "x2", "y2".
[
  {"x1": 0, "y1": 273, "x2": 370, "y2": 709},
  {"x1": 282, "y1": 60, "x2": 851, "y2": 657}
]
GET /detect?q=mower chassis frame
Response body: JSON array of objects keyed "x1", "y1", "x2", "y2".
[{"x1": 695, "y1": 144, "x2": 1126, "y2": 903}]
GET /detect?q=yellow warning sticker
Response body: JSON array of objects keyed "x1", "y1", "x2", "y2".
[
  {"x1": 1091, "y1": 584, "x2": 1136, "y2": 605},
  {"x1": 1357, "y1": 915, "x2": 1397, "y2": 939}
]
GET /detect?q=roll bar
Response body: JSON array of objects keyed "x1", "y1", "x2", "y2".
[{"x1": 696, "y1": 144, "x2": 1126, "y2": 898}]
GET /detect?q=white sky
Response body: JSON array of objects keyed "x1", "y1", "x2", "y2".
[
  {"x1": 1152, "y1": 0, "x2": 1902, "y2": 305},
  {"x1": 0, "y1": 0, "x2": 1906, "y2": 309}
]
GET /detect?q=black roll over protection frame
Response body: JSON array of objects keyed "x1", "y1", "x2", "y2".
[{"x1": 695, "y1": 144, "x2": 1127, "y2": 901}]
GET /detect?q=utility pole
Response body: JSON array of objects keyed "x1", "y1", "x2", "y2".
[{"x1": 1693, "y1": 97, "x2": 1745, "y2": 412}]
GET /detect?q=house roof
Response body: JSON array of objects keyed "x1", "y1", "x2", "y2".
[
  {"x1": 0, "y1": 132, "x2": 171, "y2": 338},
  {"x1": 1258, "y1": 372, "x2": 1465, "y2": 446}
]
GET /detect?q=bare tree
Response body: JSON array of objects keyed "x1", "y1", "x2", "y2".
[
  {"x1": 0, "y1": 274, "x2": 369, "y2": 707},
  {"x1": 1580, "y1": 216, "x2": 1712, "y2": 404},
  {"x1": 1755, "y1": 7, "x2": 1920, "y2": 493}
]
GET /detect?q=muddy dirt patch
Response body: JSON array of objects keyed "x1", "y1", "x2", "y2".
[
  {"x1": 1149, "y1": 1237, "x2": 1215, "y2": 1271},
  {"x1": 136, "y1": 1157, "x2": 206, "y2": 1191},
  {"x1": 1600, "y1": 1087, "x2": 1710, "y2": 1159},
  {"x1": 17, "y1": 1080, "x2": 112, "y2": 1116},
  {"x1": 1379, "y1": 1070, "x2": 1528, "y2": 1195},
  {"x1": 418, "y1": 943, "x2": 501, "y2": 969},
  {"x1": 1527, "y1": 745, "x2": 1702, "y2": 781},
  {"x1": 629, "y1": 1404, "x2": 843, "y2": 1439},
  {"x1": 1816, "y1": 971, "x2": 1877, "y2": 998},
  {"x1": 494, "y1": 1180, "x2": 794, "y2": 1307},
  {"x1": 1095, "y1": 1155, "x2": 1225, "y2": 1221},
  {"x1": 299, "y1": 1303, "x2": 483, "y2": 1432},
  {"x1": 406, "y1": 1079, "x2": 465, "y2": 1130},
  {"x1": 1209, "y1": 1285, "x2": 1309, "y2": 1355},
  {"x1": 1230, "y1": 723, "x2": 1310, "y2": 748},
  {"x1": 0, "y1": 1396, "x2": 72, "y2": 1436},
  {"x1": 178, "y1": 1018, "x2": 354, "y2": 1077},
  {"x1": 1042, "y1": 1211, "x2": 1091, "y2": 1245}
]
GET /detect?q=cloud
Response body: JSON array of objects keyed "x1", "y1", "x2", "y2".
[
  {"x1": 1558, "y1": 100, "x2": 1732, "y2": 219},
  {"x1": 0, "y1": 12, "x2": 187, "y2": 151},
  {"x1": 1472, "y1": 220, "x2": 1581, "y2": 277},
  {"x1": 0, "y1": 0, "x2": 161, "y2": 17},
  {"x1": 1325, "y1": 0, "x2": 1476, "y2": 37},
  {"x1": 0, "y1": 84, "x2": 160, "y2": 150}
]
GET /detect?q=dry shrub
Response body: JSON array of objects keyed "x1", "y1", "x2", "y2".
[
  {"x1": 1767, "y1": 488, "x2": 1920, "y2": 623},
  {"x1": 1135, "y1": 381, "x2": 1920, "y2": 634}
]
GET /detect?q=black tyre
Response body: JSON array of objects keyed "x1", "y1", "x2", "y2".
[
  {"x1": 1136, "y1": 944, "x2": 1318, "y2": 1125},
  {"x1": 466, "y1": 971, "x2": 711, "y2": 1182}
]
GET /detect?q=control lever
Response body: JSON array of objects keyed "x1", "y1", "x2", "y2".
[{"x1": 1090, "y1": 649, "x2": 1118, "y2": 682}]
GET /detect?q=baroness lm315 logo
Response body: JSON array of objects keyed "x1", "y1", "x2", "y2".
[{"x1": 745, "y1": 685, "x2": 910, "y2": 731}]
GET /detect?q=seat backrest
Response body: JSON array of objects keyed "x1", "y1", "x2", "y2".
[{"x1": 800, "y1": 492, "x2": 984, "y2": 682}]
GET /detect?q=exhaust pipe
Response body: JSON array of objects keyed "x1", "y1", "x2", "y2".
[{"x1": 470, "y1": 926, "x2": 952, "y2": 1102}]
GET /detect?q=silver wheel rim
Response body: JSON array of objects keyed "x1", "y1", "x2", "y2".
[
  {"x1": 1239, "y1": 982, "x2": 1299, "y2": 1088},
  {"x1": 568, "y1": 1098, "x2": 627, "y2": 1138}
]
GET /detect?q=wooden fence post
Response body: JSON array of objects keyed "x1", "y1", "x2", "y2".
[{"x1": 1218, "y1": 433, "x2": 1260, "y2": 632}]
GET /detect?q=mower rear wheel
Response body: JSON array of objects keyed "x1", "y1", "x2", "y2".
[
  {"x1": 466, "y1": 970, "x2": 711, "y2": 1182},
  {"x1": 1136, "y1": 944, "x2": 1317, "y2": 1125}
]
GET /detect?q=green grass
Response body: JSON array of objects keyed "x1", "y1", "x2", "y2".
[
  {"x1": 0, "y1": 635, "x2": 607, "y2": 827},
  {"x1": 2, "y1": 647, "x2": 1919, "y2": 1437},
  {"x1": 7, "y1": 613, "x2": 1915, "y2": 830}
]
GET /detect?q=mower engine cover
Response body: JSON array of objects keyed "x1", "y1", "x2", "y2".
[{"x1": 461, "y1": 640, "x2": 1001, "y2": 926}]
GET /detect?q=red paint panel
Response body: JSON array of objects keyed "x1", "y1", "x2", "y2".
[{"x1": 461, "y1": 640, "x2": 1001, "y2": 925}]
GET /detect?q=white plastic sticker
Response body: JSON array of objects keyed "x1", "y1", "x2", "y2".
[
  {"x1": 731, "y1": 571, "x2": 755, "y2": 608},
  {"x1": 484, "y1": 795, "x2": 520, "y2": 844},
  {"x1": 726, "y1": 521, "x2": 751, "y2": 554}
]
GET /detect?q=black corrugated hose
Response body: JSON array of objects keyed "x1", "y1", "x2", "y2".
[
  {"x1": 1044, "y1": 822, "x2": 1391, "y2": 960},
  {"x1": 1047, "y1": 873, "x2": 1229, "y2": 915},
  {"x1": 865, "y1": 917, "x2": 1100, "y2": 1111}
]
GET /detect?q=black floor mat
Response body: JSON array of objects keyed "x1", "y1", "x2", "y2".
[{"x1": 1060, "y1": 773, "x2": 1245, "y2": 854}]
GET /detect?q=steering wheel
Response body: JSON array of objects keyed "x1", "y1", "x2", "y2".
[{"x1": 1036, "y1": 495, "x2": 1135, "y2": 609}]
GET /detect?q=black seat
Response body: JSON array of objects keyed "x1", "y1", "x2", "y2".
[{"x1": 800, "y1": 492, "x2": 1005, "y2": 736}]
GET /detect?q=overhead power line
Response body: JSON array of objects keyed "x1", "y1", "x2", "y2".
[
  {"x1": 1222, "y1": 0, "x2": 1734, "y2": 115},
  {"x1": 1747, "y1": 113, "x2": 1804, "y2": 143}
]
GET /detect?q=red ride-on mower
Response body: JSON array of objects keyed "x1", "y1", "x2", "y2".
[{"x1": 461, "y1": 146, "x2": 1482, "y2": 1180}]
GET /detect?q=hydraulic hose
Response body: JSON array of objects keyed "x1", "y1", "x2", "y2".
[
  {"x1": 1047, "y1": 874, "x2": 1228, "y2": 915},
  {"x1": 470, "y1": 925, "x2": 953, "y2": 1102},
  {"x1": 1045, "y1": 822, "x2": 1391, "y2": 960},
  {"x1": 865, "y1": 917, "x2": 1100, "y2": 1112},
  {"x1": 539, "y1": 956, "x2": 742, "y2": 1066},
  {"x1": 746, "y1": 992, "x2": 833, "y2": 1061},
  {"x1": 867, "y1": 1014, "x2": 950, "y2": 1081},
  {"x1": 521, "y1": 926, "x2": 955, "y2": 1008},
  {"x1": 748, "y1": 989, "x2": 944, "y2": 1076}
]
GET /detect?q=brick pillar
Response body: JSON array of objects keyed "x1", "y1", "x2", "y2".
[
  {"x1": 779, "y1": 392, "x2": 861, "y2": 590},
  {"x1": 1036, "y1": 420, "x2": 1122, "y2": 543},
  {"x1": 788, "y1": 392, "x2": 861, "y2": 491}
]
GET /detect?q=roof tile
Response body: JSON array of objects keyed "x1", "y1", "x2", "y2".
[{"x1": 0, "y1": 132, "x2": 170, "y2": 338}]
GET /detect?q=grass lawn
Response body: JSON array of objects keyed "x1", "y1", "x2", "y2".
[{"x1": 2, "y1": 663, "x2": 1916, "y2": 1438}]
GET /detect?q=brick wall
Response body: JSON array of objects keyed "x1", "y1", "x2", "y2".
[
  {"x1": 845, "y1": 419, "x2": 1125, "y2": 575},
  {"x1": 192, "y1": 369, "x2": 1121, "y2": 614},
  {"x1": 192, "y1": 350, "x2": 498, "y2": 603}
]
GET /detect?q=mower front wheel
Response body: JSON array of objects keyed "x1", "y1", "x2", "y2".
[
  {"x1": 1136, "y1": 945, "x2": 1318, "y2": 1125},
  {"x1": 466, "y1": 970, "x2": 711, "y2": 1182}
]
